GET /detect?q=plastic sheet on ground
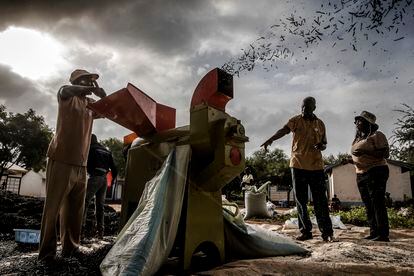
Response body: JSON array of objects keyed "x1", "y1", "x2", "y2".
[
  {"x1": 280, "y1": 207, "x2": 298, "y2": 216},
  {"x1": 223, "y1": 200, "x2": 308, "y2": 259},
  {"x1": 283, "y1": 215, "x2": 347, "y2": 230},
  {"x1": 100, "y1": 145, "x2": 191, "y2": 276},
  {"x1": 266, "y1": 201, "x2": 278, "y2": 218}
]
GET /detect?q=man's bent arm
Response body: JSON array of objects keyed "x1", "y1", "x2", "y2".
[
  {"x1": 314, "y1": 133, "x2": 327, "y2": 151},
  {"x1": 59, "y1": 85, "x2": 94, "y2": 100},
  {"x1": 59, "y1": 85, "x2": 106, "y2": 100}
]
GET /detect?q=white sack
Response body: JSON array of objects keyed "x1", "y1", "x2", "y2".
[
  {"x1": 244, "y1": 182, "x2": 271, "y2": 219},
  {"x1": 100, "y1": 145, "x2": 191, "y2": 276}
]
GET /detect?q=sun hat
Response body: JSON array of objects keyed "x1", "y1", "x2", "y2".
[
  {"x1": 355, "y1": 111, "x2": 378, "y2": 128},
  {"x1": 69, "y1": 69, "x2": 99, "y2": 84}
]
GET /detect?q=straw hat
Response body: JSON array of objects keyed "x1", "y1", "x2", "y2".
[
  {"x1": 69, "y1": 69, "x2": 99, "y2": 84},
  {"x1": 355, "y1": 111, "x2": 378, "y2": 128}
]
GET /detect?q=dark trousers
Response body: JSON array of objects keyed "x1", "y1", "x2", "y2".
[
  {"x1": 357, "y1": 165, "x2": 389, "y2": 238},
  {"x1": 83, "y1": 175, "x2": 107, "y2": 234},
  {"x1": 291, "y1": 168, "x2": 333, "y2": 238}
]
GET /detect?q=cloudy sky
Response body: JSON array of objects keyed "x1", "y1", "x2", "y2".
[{"x1": 0, "y1": 0, "x2": 413, "y2": 158}]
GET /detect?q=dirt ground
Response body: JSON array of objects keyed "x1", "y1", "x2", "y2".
[
  {"x1": 0, "y1": 191, "x2": 119, "y2": 275},
  {"x1": 1, "y1": 191, "x2": 414, "y2": 275},
  {"x1": 2, "y1": 222, "x2": 414, "y2": 275},
  {"x1": 203, "y1": 221, "x2": 414, "y2": 275}
]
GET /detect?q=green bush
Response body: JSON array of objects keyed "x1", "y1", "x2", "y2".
[
  {"x1": 387, "y1": 208, "x2": 414, "y2": 228},
  {"x1": 336, "y1": 206, "x2": 368, "y2": 226},
  {"x1": 274, "y1": 205, "x2": 414, "y2": 229},
  {"x1": 307, "y1": 205, "x2": 315, "y2": 216},
  {"x1": 271, "y1": 213, "x2": 292, "y2": 224},
  {"x1": 334, "y1": 206, "x2": 414, "y2": 228}
]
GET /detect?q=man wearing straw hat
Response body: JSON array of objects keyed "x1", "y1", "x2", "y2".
[{"x1": 38, "y1": 69, "x2": 106, "y2": 263}]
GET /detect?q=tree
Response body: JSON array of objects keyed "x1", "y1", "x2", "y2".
[
  {"x1": 390, "y1": 104, "x2": 414, "y2": 163},
  {"x1": 222, "y1": 175, "x2": 241, "y2": 201},
  {"x1": 323, "y1": 152, "x2": 351, "y2": 166},
  {"x1": 222, "y1": 148, "x2": 291, "y2": 201},
  {"x1": 245, "y1": 148, "x2": 292, "y2": 204},
  {"x1": 246, "y1": 148, "x2": 291, "y2": 186},
  {"x1": 100, "y1": 137, "x2": 126, "y2": 178},
  {"x1": 0, "y1": 105, "x2": 53, "y2": 178}
]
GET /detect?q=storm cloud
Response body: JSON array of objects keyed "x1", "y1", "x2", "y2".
[
  {"x1": 0, "y1": 65, "x2": 33, "y2": 98},
  {"x1": 0, "y1": 0, "x2": 413, "y2": 157}
]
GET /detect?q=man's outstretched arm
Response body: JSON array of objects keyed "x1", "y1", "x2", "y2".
[{"x1": 261, "y1": 125, "x2": 291, "y2": 150}]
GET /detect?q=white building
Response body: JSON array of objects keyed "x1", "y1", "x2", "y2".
[
  {"x1": 269, "y1": 185, "x2": 294, "y2": 203},
  {"x1": 20, "y1": 170, "x2": 46, "y2": 198},
  {"x1": 1, "y1": 163, "x2": 28, "y2": 194},
  {"x1": 2, "y1": 163, "x2": 121, "y2": 200},
  {"x1": 325, "y1": 160, "x2": 413, "y2": 205}
]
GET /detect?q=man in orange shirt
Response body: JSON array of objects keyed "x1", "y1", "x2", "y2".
[
  {"x1": 38, "y1": 69, "x2": 106, "y2": 263},
  {"x1": 261, "y1": 97, "x2": 334, "y2": 242}
]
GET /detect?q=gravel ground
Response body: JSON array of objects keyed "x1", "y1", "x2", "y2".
[
  {"x1": 0, "y1": 238, "x2": 115, "y2": 275},
  {"x1": 1, "y1": 191, "x2": 414, "y2": 275},
  {"x1": 204, "y1": 221, "x2": 414, "y2": 275},
  {"x1": 0, "y1": 191, "x2": 119, "y2": 275}
]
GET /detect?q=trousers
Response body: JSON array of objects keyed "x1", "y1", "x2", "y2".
[
  {"x1": 83, "y1": 174, "x2": 107, "y2": 235},
  {"x1": 38, "y1": 159, "x2": 87, "y2": 260},
  {"x1": 291, "y1": 168, "x2": 333, "y2": 238},
  {"x1": 357, "y1": 165, "x2": 390, "y2": 238}
]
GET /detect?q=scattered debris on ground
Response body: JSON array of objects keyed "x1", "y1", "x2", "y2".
[
  {"x1": 0, "y1": 237, "x2": 115, "y2": 275},
  {"x1": 1, "y1": 191, "x2": 414, "y2": 275},
  {"x1": 0, "y1": 191, "x2": 119, "y2": 275}
]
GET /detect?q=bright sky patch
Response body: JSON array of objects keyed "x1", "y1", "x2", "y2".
[{"x1": 0, "y1": 27, "x2": 68, "y2": 80}]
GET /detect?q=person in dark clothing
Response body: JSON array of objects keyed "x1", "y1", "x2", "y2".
[
  {"x1": 345, "y1": 111, "x2": 390, "y2": 242},
  {"x1": 330, "y1": 194, "x2": 341, "y2": 212},
  {"x1": 83, "y1": 134, "x2": 117, "y2": 238},
  {"x1": 385, "y1": 192, "x2": 393, "y2": 208}
]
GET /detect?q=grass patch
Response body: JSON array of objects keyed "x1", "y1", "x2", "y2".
[
  {"x1": 272, "y1": 205, "x2": 414, "y2": 229},
  {"x1": 334, "y1": 206, "x2": 414, "y2": 228}
]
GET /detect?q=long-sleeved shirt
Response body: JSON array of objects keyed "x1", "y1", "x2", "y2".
[{"x1": 47, "y1": 90, "x2": 94, "y2": 166}]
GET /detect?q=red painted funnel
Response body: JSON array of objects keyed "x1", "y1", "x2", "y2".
[
  {"x1": 190, "y1": 68, "x2": 233, "y2": 111},
  {"x1": 88, "y1": 83, "x2": 176, "y2": 137}
]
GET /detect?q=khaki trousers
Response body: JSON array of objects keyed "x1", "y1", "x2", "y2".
[{"x1": 38, "y1": 159, "x2": 87, "y2": 260}]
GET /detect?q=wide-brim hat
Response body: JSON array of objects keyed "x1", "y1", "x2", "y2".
[
  {"x1": 355, "y1": 111, "x2": 378, "y2": 128},
  {"x1": 69, "y1": 69, "x2": 99, "y2": 84}
]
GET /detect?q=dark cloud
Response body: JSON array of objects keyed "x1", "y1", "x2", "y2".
[
  {"x1": 0, "y1": 64, "x2": 57, "y2": 129},
  {"x1": 0, "y1": 0, "x2": 412, "y2": 157},
  {"x1": 0, "y1": 1, "x2": 124, "y2": 31},
  {"x1": 0, "y1": 0, "x2": 283, "y2": 58},
  {"x1": 0, "y1": 64, "x2": 34, "y2": 98},
  {"x1": 0, "y1": 1, "x2": 211, "y2": 56}
]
